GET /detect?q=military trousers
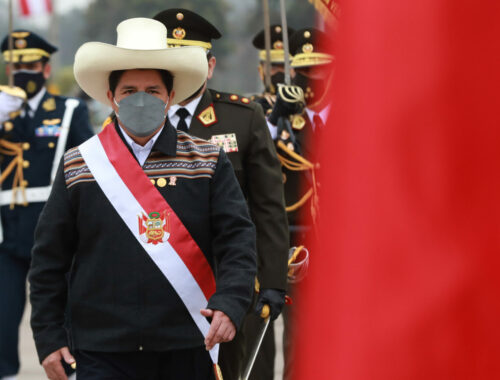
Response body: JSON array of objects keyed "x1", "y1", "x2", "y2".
[{"x1": 0, "y1": 252, "x2": 30, "y2": 377}]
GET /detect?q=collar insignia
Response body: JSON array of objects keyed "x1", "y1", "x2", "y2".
[
  {"x1": 42, "y1": 97, "x2": 56, "y2": 111},
  {"x1": 292, "y1": 114, "x2": 306, "y2": 130},
  {"x1": 197, "y1": 104, "x2": 217, "y2": 127}
]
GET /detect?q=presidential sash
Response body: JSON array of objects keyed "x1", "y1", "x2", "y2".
[{"x1": 78, "y1": 124, "x2": 219, "y2": 364}]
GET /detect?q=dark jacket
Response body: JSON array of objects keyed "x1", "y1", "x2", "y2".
[
  {"x1": 0, "y1": 90, "x2": 93, "y2": 259},
  {"x1": 29, "y1": 123, "x2": 257, "y2": 362},
  {"x1": 187, "y1": 89, "x2": 288, "y2": 290}
]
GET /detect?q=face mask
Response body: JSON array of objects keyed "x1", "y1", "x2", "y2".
[
  {"x1": 292, "y1": 72, "x2": 327, "y2": 106},
  {"x1": 114, "y1": 91, "x2": 168, "y2": 137},
  {"x1": 13, "y1": 70, "x2": 46, "y2": 99},
  {"x1": 269, "y1": 72, "x2": 285, "y2": 94}
]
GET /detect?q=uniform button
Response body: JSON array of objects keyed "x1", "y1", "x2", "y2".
[
  {"x1": 23, "y1": 160, "x2": 30, "y2": 168},
  {"x1": 4, "y1": 121, "x2": 13, "y2": 131},
  {"x1": 22, "y1": 142, "x2": 30, "y2": 150},
  {"x1": 139, "y1": 346, "x2": 143, "y2": 351},
  {"x1": 157, "y1": 178, "x2": 167, "y2": 187},
  {"x1": 150, "y1": 179, "x2": 156, "y2": 186},
  {"x1": 22, "y1": 180, "x2": 28, "y2": 187},
  {"x1": 48, "y1": 142, "x2": 55, "y2": 148}
]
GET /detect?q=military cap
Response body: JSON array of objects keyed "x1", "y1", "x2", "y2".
[
  {"x1": 289, "y1": 27, "x2": 333, "y2": 68},
  {"x1": 1, "y1": 30, "x2": 57, "y2": 63},
  {"x1": 252, "y1": 24, "x2": 295, "y2": 64},
  {"x1": 153, "y1": 8, "x2": 221, "y2": 50}
]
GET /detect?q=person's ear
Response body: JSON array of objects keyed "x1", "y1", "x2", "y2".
[
  {"x1": 107, "y1": 90, "x2": 118, "y2": 112},
  {"x1": 43, "y1": 63, "x2": 51, "y2": 80},
  {"x1": 207, "y1": 56, "x2": 216, "y2": 80},
  {"x1": 166, "y1": 90, "x2": 175, "y2": 113}
]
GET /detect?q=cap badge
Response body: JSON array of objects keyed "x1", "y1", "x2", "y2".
[
  {"x1": 273, "y1": 40, "x2": 284, "y2": 50},
  {"x1": 176, "y1": 12, "x2": 184, "y2": 20},
  {"x1": 173, "y1": 27, "x2": 186, "y2": 40},
  {"x1": 15, "y1": 39, "x2": 27, "y2": 49},
  {"x1": 302, "y1": 43, "x2": 314, "y2": 54}
]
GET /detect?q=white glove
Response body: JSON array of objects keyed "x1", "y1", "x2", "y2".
[{"x1": 0, "y1": 91, "x2": 24, "y2": 124}]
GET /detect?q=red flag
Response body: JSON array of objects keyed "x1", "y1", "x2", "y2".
[
  {"x1": 294, "y1": 1, "x2": 500, "y2": 379},
  {"x1": 19, "y1": 0, "x2": 52, "y2": 16}
]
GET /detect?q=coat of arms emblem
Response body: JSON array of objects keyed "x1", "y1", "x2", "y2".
[{"x1": 138, "y1": 210, "x2": 170, "y2": 244}]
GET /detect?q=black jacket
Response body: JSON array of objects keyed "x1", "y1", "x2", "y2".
[{"x1": 29, "y1": 123, "x2": 256, "y2": 362}]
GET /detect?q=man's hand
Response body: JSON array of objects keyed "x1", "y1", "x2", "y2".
[
  {"x1": 0, "y1": 90, "x2": 24, "y2": 123},
  {"x1": 255, "y1": 288, "x2": 286, "y2": 321},
  {"x1": 200, "y1": 308, "x2": 236, "y2": 351},
  {"x1": 268, "y1": 84, "x2": 305, "y2": 125},
  {"x1": 41, "y1": 346, "x2": 75, "y2": 380}
]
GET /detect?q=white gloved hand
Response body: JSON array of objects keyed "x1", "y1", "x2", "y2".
[{"x1": 0, "y1": 91, "x2": 24, "y2": 124}]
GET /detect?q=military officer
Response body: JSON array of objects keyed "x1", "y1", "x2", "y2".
[
  {"x1": 251, "y1": 24, "x2": 295, "y2": 119},
  {"x1": 153, "y1": 9, "x2": 289, "y2": 380},
  {"x1": 267, "y1": 27, "x2": 334, "y2": 380},
  {"x1": 0, "y1": 31, "x2": 93, "y2": 380}
]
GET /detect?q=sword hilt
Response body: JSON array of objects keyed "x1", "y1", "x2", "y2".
[{"x1": 261, "y1": 304, "x2": 270, "y2": 319}]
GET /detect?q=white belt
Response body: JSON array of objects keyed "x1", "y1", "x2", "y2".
[{"x1": 0, "y1": 186, "x2": 52, "y2": 206}]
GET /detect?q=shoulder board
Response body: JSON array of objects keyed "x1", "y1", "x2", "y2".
[{"x1": 209, "y1": 90, "x2": 254, "y2": 109}]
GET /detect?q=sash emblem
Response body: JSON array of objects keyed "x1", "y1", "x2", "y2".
[{"x1": 138, "y1": 210, "x2": 170, "y2": 244}]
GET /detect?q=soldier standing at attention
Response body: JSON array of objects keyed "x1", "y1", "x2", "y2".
[
  {"x1": 267, "y1": 27, "x2": 335, "y2": 380},
  {"x1": 153, "y1": 9, "x2": 290, "y2": 380},
  {"x1": 0, "y1": 31, "x2": 93, "y2": 380},
  {"x1": 251, "y1": 24, "x2": 295, "y2": 121}
]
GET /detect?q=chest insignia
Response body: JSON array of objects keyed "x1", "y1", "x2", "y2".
[
  {"x1": 197, "y1": 104, "x2": 217, "y2": 127},
  {"x1": 42, "y1": 98, "x2": 56, "y2": 112},
  {"x1": 36, "y1": 119, "x2": 62, "y2": 137},
  {"x1": 291, "y1": 114, "x2": 306, "y2": 130},
  {"x1": 138, "y1": 210, "x2": 170, "y2": 245},
  {"x1": 210, "y1": 133, "x2": 238, "y2": 153}
]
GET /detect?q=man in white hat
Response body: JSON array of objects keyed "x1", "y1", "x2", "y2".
[{"x1": 28, "y1": 18, "x2": 256, "y2": 380}]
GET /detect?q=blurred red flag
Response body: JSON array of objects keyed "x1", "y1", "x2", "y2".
[
  {"x1": 19, "y1": 0, "x2": 52, "y2": 16},
  {"x1": 294, "y1": 1, "x2": 500, "y2": 379}
]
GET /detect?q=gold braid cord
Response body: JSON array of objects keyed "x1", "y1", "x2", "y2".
[
  {"x1": 0, "y1": 139, "x2": 28, "y2": 208},
  {"x1": 277, "y1": 140, "x2": 319, "y2": 225}
]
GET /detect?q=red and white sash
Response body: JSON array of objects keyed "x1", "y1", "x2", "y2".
[{"x1": 78, "y1": 125, "x2": 219, "y2": 363}]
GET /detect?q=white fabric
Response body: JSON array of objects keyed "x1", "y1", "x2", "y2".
[
  {"x1": 0, "y1": 92, "x2": 23, "y2": 123},
  {"x1": 306, "y1": 104, "x2": 331, "y2": 131},
  {"x1": 79, "y1": 135, "x2": 219, "y2": 364},
  {"x1": 25, "y1": 87, "x2": 47, "y2": 118},
  {"x1": 0, "y1": 186, "x2": 51, "y2": 206},
  {"x1": 24, "y1": 0, "x2": 51, "y2": 15},
  {"x1": 118, "y1": 124, "x2": 163, "y2": 166},
  {"x1": 168, "y1": 94, "x2": 203, "y2": 130},
  {"x1": 266, "y1": 119, "x2": 278, "y2": 139}
]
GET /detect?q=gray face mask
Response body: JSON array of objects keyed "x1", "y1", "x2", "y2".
[{"x1": 114, "y1": 91, "x2": 168, "y2": 137}]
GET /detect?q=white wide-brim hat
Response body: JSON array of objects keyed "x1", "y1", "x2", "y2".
[{"x1": 73, "y1": 18, "x2": 207, "y2": 105}]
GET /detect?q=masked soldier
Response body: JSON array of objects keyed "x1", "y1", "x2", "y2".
[
  {"x1": 251, "y1": 24, "x2": 295, "y2": 119},
  {"x1": 153, "y1": 9, "x2": 289, "y2": 380},
  {"x1": 0, "y1": 31, "x2": 93, "y2": 380}
]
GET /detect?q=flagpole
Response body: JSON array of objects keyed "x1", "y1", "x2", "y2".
[
  {"x1": 8, "y1": 0, "x2": 14, "y2": 87},
  {"x1": 279, "y1": 0, "x2": 292, "y2": 85},
  {"x1": 262, "y1": 0, "x2": 272, "y2": 91}
]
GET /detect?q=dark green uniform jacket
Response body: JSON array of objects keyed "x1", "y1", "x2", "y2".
[{"x1": 187, "y1": 88, "x2": 288, "y2": 290}]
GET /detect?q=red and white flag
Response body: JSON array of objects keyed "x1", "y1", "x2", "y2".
[
  {"x1": 19, "y1": 0, "x2": 52, "y2": 16},
  {"x1": 294, "y1": 0, "x2": 500, "y2": 379}
]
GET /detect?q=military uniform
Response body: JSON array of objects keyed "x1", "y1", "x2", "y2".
[
  {"x1": 154, "y1": 9, "x2": 289, "y2": 380},
  {"x1": 272, "y1": 27, "x2": 334, "y2": 380},
  {"x1": 251, "y1": 24, "x2": 296, "y2": 117},
  {"x1": 0, "y1": 31, "x2": 93, "y2": 378}
]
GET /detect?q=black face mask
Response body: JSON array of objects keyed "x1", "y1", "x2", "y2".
[
  {"x1": 13, "y1": 70, "x2": 46, "y2": 98},
  {"x1": 268, "y1": 72, "x2": 285, "y2": 94},
  {"x1": 292, "y1": 72, "x2": 327, "y2": 106}
]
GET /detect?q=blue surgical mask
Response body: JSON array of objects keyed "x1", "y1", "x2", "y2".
[{"x1": 114, "y1": 91, "x2": 168, "y2": 137}]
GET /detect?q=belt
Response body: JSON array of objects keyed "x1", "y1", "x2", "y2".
[{"x1": 0, "y1": 186, "x2": 51, "y2": 206}]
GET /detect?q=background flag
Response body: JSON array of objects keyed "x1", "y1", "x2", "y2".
[
  {"x1": 19, "y1": 0, "x2": 52, "y2": 16},
  {"x1": 294, "y1": 0, "x2": 500, "y2": 379}
]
